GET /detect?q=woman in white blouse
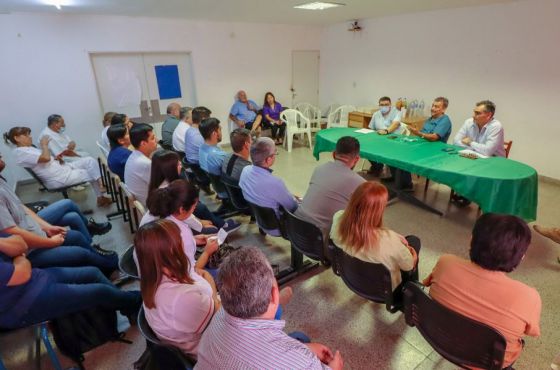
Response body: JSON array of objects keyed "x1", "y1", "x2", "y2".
[
  {"x1": 3, "y1": 126, "x2": 111, "y2": 207},
  {"x1": 135, "y1": 219, "x2": 220, "y2": 357}
]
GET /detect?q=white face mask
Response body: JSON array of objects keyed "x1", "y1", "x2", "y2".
[
  {"x1": 59, "y1": 126, "x2": 66, "y2": 133},
  {"x1": 380, "y1": 106, "x2": 390, "y2": 114}
]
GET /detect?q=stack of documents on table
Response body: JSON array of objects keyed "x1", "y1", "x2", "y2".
[
  {"x1": 458, "y1": 149, "x2": 488, "y2": 159},
  {"x1": 355, "y1": 128, "x2": 374, "y2": 134}
]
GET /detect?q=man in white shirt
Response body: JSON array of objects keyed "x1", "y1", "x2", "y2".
[
  {"x1": 100, "y1": 111, "x2": 117, "y2": 154},
  {"x1": 453, "y1": 100, "x2": 506, "y2": 157},
  {"x1": 39, "y1": 114, "x2": 90, "y2": 162},
  {"x1": 124, "y1": 123, "x2": 158, "y2": 206},
  {"x1": 172, "y1": 107, "x2": 192, "y2": 154}
]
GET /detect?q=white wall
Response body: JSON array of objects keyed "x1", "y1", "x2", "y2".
[
  {"x1": 0, "y1": 13, "x2": 321, "y2": 186},
  {"x1": 320, "y1": 0, "x2": 560, "y2": 179}
]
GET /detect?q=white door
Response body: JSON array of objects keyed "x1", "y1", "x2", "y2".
[
  {"x1": 291, "y1": 50, "x2": 320, "y2": 107},
  {"x1": 90, "y1": 52, "x2": 196, "y2": 124}
]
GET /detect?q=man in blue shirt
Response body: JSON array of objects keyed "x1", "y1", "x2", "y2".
[
  {"x1": 239, "y1": 137, "x2": 298, "y2": 236},
  {"x1": 107, "y1": 124, "x2": 132, "y2": 181},
  {"x1": 229, "y1": 90, "x2": 264, "y2": 132},
  {"x1": 184, "y1": 106, "x2": 211, "y2": 165},
  {"x1": 409, "y1": 97, "x2": 452, "y2": 143},
  {"x1": 199, "y1": 118, "x2": 228, "y2": 199}
]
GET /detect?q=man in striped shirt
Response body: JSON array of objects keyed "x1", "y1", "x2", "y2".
[{"x1": 195, "y1": 247, "x2": 343, "y2": 370}]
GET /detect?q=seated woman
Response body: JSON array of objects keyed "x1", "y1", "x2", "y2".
[
  {"x1": 3, "y1": 127, "x2": 112, "y2": 207},
  {"x1": 141, "y1": 179, "x2": 218, "y2": 271},
  {"x1": 135, "y1": 219, "x2": 220, "y2": 357},
  {"x1": 107, "y1": 124, "x2": 132, "y2": 181},
  {"x1": 330, "y1": 181, "x2": 419, "y2": 292},
  {"x1": 424, "y1": 214, "x2": 541, "y2": 368},
  {"x1": 148, "y1": 150, "x2": 240, "y2": 233},
  {"x1": 0, "y1": 235, "x2": 141, "y2": 330},
  {"x1": 262, "y1": 92, "x2": 286, "y2": 145}
]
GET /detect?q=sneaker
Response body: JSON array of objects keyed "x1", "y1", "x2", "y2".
[
  {"x1": 533, "y1": 225, "x2": 560, "y2": 245},
  {"x1": 222, "y1": 220, "x2": 241, "y2": 234},
  {"x1": 87, "y1": 218, "x2": 112, "y2": 236},
  {"x1": 201, "y1": 184, "x2": 215, "y2": 196},
  {"x1": 450, "y1": 193, "x2": 471, "y2": 207},
  {"x1": 92, "y1": 244, "x2": 117, "y2": 257},
  {"x1": 97, "y1": 196, "x2": 113, "y2": 207}
]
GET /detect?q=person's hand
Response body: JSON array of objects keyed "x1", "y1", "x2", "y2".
[
  {"x1": 236, "y1": 120, "x2": 245, "y2": 128},
  {"x1": 204, "y1": 237, "x2": 219, "y2": 255},
  {"x1": 462, "y1": 137, "x2": 472, "y2": 145},
  {"x1": 422, "y1": 273, "x2": 433, "y2": 286},
  {"x1": 48, "y1": 234, "x2": 65, "y2": 247},
  {"x1": 328, "y1": 350, "x2": 344, "y2": 370},
  {"x1": 408, "y1": 126, "x2": 420, "y2": 136},
  {"x1": 194, "y1": 234, "x2": 208, "y2": 246},
  {"x1": 40, "y1": 136, "x2": 50, "y2": 148},
  {"x1": 67, "y1": 141, "x2": 76, "y2": 151},
  {"x1": 201, "y1": 220, "x2": 214, "y2": 228},
  {"x1": 43, "y1": 225, "x2": 67, "y2": 237},
  {"x1": 306, "y1": 343, "x2": 334, "y2": 364},
  {"x1": 377, "y1": 129, "x2": 388, "y2": 135}
]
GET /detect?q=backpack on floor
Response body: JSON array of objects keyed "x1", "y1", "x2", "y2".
[{"x1": 50, "y1": 306, "x2": 132, "y2": 369}]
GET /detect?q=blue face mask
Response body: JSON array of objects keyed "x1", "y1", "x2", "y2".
[
  {"x1": 380, "y1": 106, "x2": 390, "y2": 114},
  {"x1": 59, "y1": 127, "x2": 66, "y2": 133}
]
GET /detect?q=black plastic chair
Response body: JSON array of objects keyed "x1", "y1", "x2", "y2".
[
  {"x1": 137, "y1": 307, "x2": 196, "y2": 370},
  {"x1": 24, "y1": 167, "x2": 88, "y2": 199},
  {"x1": 403, "y1": 281, "x2": 508, "y2": 370},
  {"x1": 118, "y1": 245, "x2": 139, "y2": 279},
  {"x1": 330, "y1": 241, "x2": 399, "y2": 313},
  {"x1": 283, "y1": 208, "x2": 330, "y2": 266},
  {"x1": 220, "y1": 175, "x2": 250, "y2": 213},
  {"x1": 247, "y1": 201, "x2": 287, "y2": 239}
]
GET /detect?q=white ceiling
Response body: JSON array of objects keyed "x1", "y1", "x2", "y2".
[{"x1": 0, "y1": 0, "x2": 520, "y2": 25}]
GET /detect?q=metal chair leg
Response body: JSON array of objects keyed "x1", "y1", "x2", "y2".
[{"x1": 39, "y1": 324, "x2": 63, "y2": 370}]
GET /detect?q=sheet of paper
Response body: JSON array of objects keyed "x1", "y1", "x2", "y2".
[
  {"x1": 458, "y1": 149, "x2": 488, "y2": 159},
  {"x1": 355, "y1": 128, "x2": 374, "y2": 134},
  {"x1": 217, "y1": 228, "x2": 228, "y2": 245}
]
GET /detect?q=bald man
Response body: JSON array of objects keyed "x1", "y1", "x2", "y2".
[
  {"x1": 161, "y1": 102, "x2": 181, "y2": 149},
  {"x1": 229, "y1": 90, "x2": 264, "y2": 132}
]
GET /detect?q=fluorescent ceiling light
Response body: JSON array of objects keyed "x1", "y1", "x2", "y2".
[
  {"x1": 294, "y1": 2, "x2": 345, "y2": 10},
  {"x1": 45, "y1": 0, "x2": 63, "y2": 10}
]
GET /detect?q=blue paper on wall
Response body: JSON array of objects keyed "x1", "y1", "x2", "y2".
[{"x1": 155, "y1": 65, "x2": 182, "y2": 99}]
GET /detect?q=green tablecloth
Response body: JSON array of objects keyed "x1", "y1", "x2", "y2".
[{"x1": 313, "y1": 128, "x2": 538, "y2": 221}]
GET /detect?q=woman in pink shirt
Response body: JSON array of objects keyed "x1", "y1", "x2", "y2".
[{"x1": 135, "y1": 219, "x2": 220, "y2": 357}]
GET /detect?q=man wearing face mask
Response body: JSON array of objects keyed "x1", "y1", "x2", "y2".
[
  {"x1": 367, "y1": 97, "x2": 404, "y2": 182},
  {"x1": 39, "y1": 114, "x2": 90, "y2": 162},
  {"x1": 296, "y1": 136, "x2": 365, "y2": 235}
]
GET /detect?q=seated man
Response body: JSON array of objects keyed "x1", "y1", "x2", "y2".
[
  {"x1": 0, "y1": 235, "x2": 141, "y2": 330},
  {"x1": 100, "y1": 111, "x2": 117, "y2": 153},
  {"x1": 229, "y1": 90, "x2": 263, "y2": 132},
  {"x1": 184, "y1": 106, "x2": 211, "y2": 165},
  {"x1": 161, "y1": 103, "x2": 181, "y2": 150},
  {"x1": 239, "y1": 137, "x2": 298, "y2": 236},
  {"x1": 453, "y1": 100, "x2": 505, "y2": 157},
  {"x1": 296, "y1": 136, "x2": 365, "y2": 233},
  {"x1": 402, "y1": 97, "x2": 453, "y2": 189},
  {"x1": 196, "y1": 247, "x2": 343, "y2": 370},
  {"x1": 5, "y1": 127, "x2": 112, "y2": 207},
  {"x1": 199, "y1": 118, "x2": 227, "y2": 177},
  {"x1": 408, "y1": 97, "x2": 452, "y2": 143},
  {"x1": 107, "y1": 124, "x2": 132, "y2": 181},
  {"x1": 367, "y1": 96, "x2": 404, "y2": 182},
  {"x1": 172, "y1": 107, "x2": 192, "y2": 154},
  {"x1": 221, "y1": 128, "x2": 252, "y2": 183},
  {"x1": 424, "y1": 213, "x2": 541, "y2": 368},
  {"x1": 39, "y1": 114, "x2": 90, "y2": 161},
  {"x1": 124, "y1": 124, "x2": 158, "y2": 206}
]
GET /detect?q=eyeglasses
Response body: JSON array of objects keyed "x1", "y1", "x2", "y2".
[{"x1": 268, "y1": 150, "x2": 279, "y2": 158}]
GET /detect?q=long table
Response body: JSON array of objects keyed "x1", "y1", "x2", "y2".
[{"x1": 313, "y1": 128, "x2": 538, "y2": 221}]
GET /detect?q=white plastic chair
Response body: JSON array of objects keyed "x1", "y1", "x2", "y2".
[
  {"x1": 322, "y1": 103, "x2": 340, "y2": 119},
  {"x1": 96, "y1": 140, "x2": 109, "y2": 159},
  {"x1": 280, "y1": 109, "x2": 313, "y2": 153},
  {"x1": 327, "y1": 105, "x2": 356, "y2": 128},
  {"x1": 294, "y1": 102, "x2": 322, "y2": 132}
]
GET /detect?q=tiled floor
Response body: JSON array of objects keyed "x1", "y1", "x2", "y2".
[{"x1": 3, "y1": 138, "x2": 559, "y2": 369}]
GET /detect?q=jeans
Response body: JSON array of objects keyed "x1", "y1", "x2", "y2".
[
  {"x1": 27, "y1": 245, "x2": 118, "y2": 275},
  {"x1": 1, "y1": 266, "x2": 141, "y2": 329},
  {"x1": 194, "y1": 202, "x2": 225, "y2": 228},
  {"x1": 270, "y1": 122, "x2": 286, "y2": 140},
  {"x1": 37, "y1": 199, "x2": 92, "y2": 245}
]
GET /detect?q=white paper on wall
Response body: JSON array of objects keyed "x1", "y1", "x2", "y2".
[{"x1": 105, "y1": 65, "x2": 142, "y2": 108}]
